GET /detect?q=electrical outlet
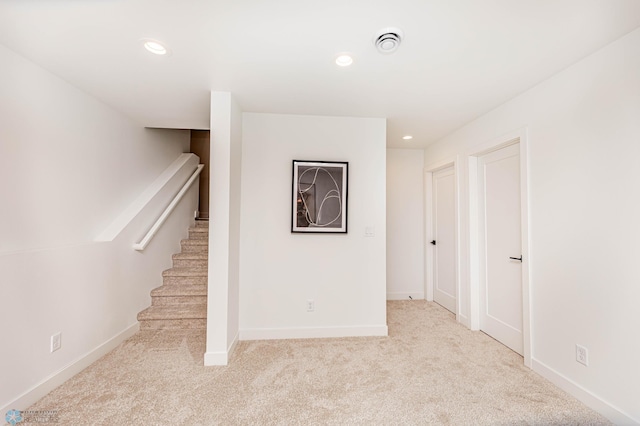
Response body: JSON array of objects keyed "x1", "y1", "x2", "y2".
[
  {"x1": 51, "y1": 333, "x2": 62, "y2": 353},
  {"x1": 576, "y1": 344, "x2": 588, "y2": 366},
  {"x1": 306, "y1": 299, "x2": 315, "y2": 312}
]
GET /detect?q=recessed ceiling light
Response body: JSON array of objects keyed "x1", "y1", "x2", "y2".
[
  {"x1": 141, "y1": 38, "x2": 169, "y2": 55},
  {"x1": 145, "y1": 41, "x2": 166, "y2": 55},
  {"x1": 335, "y1": 53, "x2": 353, "y2": 67},
  {"x1": 403, "y1": 135, "x2": 413, "y2": 140}
]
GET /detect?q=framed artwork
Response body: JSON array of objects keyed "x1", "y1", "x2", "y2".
[{"x1": 292, "y1": 160, "x2": 348, "y2": 233}]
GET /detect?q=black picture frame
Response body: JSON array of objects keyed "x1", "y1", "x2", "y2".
[{"x1": 291, "y1": 160, "x2": 348, "y2": 233}]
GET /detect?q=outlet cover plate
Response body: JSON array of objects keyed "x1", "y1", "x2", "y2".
[
  {"x1": 576, "y1": 344, "x2": 588, "y2": 366},
  {"x1": 51, "y1": 332, "x2": 61, "y2": 353}
]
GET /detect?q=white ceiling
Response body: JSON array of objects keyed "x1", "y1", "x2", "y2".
[{"x1": 1, "y1": 0, "x2": 639, "y2": 148}]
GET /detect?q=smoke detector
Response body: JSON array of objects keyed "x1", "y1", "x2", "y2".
[{"x1": 374, "y1": 27, "x2": 403, "y2": 54}]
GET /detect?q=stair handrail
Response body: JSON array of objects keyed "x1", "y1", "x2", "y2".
[
  {"x1": 133, "y1": 164, "x2": 204, "y2": 251},
  {"x1": 96, "y1": 153, "x2": 198, "y2": 243}
]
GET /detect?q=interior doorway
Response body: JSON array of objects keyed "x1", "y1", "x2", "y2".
[
  {"x1": 425, "y1": 160, "x2": 459, "y2": 320},
  {"x1": 477, "y1": 143, "x2": 523, "y2": 354},
  {"x1": 469, "y1": 130, "x2": 531, "y2": 366},
  {"x1": 431, "y1": 166, "x2": 456, "y2": 313},
  {"x1": 190, "y1": 130, "x2": 210, "y2": 220}
]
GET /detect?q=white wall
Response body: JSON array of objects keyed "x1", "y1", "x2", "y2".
[
  {"x1": 0, "y1": 43, "x2": 192, "y2": 411},
  {"x1": 239, "y1": 113, "x2": 388, "y2": 339},
  {"x1": 205, "y1": 92, "x2": 242, "y2": 366},
  {"x1": 423, "y1": 28, "x2": 640, "y2": 424},
  {"x1": 386, "y1": 149, "x2": 425, "y2": 300}
]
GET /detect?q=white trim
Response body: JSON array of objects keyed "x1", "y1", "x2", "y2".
[
  {"x1": 424, "y1": 170, "x2": 434, "y2": 302},
  {"x1": 133, "y1": 164, "x2": 204, "y2": 251},
  {"x1": 96, "y1": 153, "x2": 198, "y2": 242},
  {"x1": 467, "y1": 156, "x2": 480, "y2": 330},
  {"x1": 467, "y1": 127, "x2": 532, "y2": 368},
  {"x1": 386, "y1": 292, "x2": 425, "y2": 300},
  {"x1": 424, "y1": 156, "x2": 462, "y2": 322},
  {"x1": 239, "y1": 325, "x2": 388, "y2": 341},
  {"x1": 457, "y1": 313, "x2": 470, "y2": 328},
  {"x1": 467, "y1": 128, "x2": 522, "y2": 157},
  {"x1": 425, "y1": 156, "x2": 458, "y2": 174},
  {"x1": 532, "y1": 359, "x2": 638, "y2": 425},
  {"x1": 1, "y1": 323, "x2": 139, "y2": 413},
  {"x1": 518, "y1": 132, "x2": 533, "y2": 368},
  {"x1": 203, "y1": 351, "x2": 230, "y2": 366},
  {"x1": 203, "y1": 332, "x2": 239, "y2": 366},
  {"x1": 227, "y1": 332, "x2": 239, "y2": 360}
]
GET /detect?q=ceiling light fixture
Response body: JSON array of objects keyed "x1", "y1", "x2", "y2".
[
  {"x1": 374, "y1": 27, "x2": 404, "y2": 54},
  {"x1": 403, "y1": 135, "x2": 413, "y2": 140},
  {"x1": 335, "y1": 53, "x2": 353, "y2": 67},
  {"x1": 141, "y1": 38, "x2": 169, "y2": 55}
]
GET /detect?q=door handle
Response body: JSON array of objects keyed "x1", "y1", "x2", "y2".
[
  {"x1": 430, "y1": 240, "x2": 436, "y2": 245},
  {"x1": 509, "y1": 256, "x2": 523, "y2": 262}
]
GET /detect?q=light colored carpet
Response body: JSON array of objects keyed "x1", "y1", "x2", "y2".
[{"x1": 28, "y1": 301, "x2": 609, "y2": 425}]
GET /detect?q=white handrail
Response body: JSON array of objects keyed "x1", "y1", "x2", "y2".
[
  {"x1": 133, "y1": 164, "x2": 204, "y2": 251},
  {"x1": 96, "y1": 154, "x2": 198, "y2": 242}
]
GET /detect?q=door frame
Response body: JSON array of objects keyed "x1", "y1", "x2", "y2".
[
  {"x1": 468, "y1": 128, "x2": 532, "y2": 367},
  {"x1": 424, "y1": 156, "x2": 462, "y2": 323}
]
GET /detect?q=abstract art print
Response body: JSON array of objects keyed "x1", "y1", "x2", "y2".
[{"x1": 292, "y1": 160, "x2": 348, "y2": 233}]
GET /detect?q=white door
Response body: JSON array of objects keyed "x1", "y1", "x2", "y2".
[
  {"x1": 432, "y1": 166, "x2": 456, "y2": 313},
  {"x1": 478, "y1": 144, "x2": 523, "y2": 355}
]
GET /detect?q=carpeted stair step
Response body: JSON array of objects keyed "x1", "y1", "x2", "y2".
[
  {"x1": 162, "y1": 267, "x2": 207, "y2": 285},
  {"x1": 180, "y1": 239, "x2": 208, "y2": 253},
  {"x1": 172, "y1": 252, "x2": 208, "y2": 268},
  {"x1": 150, "y1": 284, "x2": 207, "y2": 306},
  {"x1": 137, "y1": 304, "x2": 207, "y2": 330},
  {"x1": 188, "y1": 226, "x2": 209, "y2": 240},
  {"x1": 137, "y1": 221, "x2": 210, "y2": 331}
]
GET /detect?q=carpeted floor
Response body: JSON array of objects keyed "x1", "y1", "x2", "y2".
[{"x1": 28, "y1": 301, "x2": 610, "y2": 425}]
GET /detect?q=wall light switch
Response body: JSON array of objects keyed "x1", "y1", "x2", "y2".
[{"x1": 365, "y1": 226, "x2": 375, "y2": 237}]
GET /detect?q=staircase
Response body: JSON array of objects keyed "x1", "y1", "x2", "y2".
[{"x1": 137, "y1": 220, "x2": 208, "y2": 329}]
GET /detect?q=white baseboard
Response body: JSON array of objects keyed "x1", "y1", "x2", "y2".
[
  {"x1": 203, "y1": 333, "x2": 239, "y2": 366},
  {"x1": 203, "y1": 351, "x2": 228, "y2": 366},
  {"x1": 532, "y1": 358, "x2": 638, "y2": 425},
  {"x1": 457, "y1": 313, "x2": 470, "y2": 328},
  {"x1": 1, "y1": 323, "x2": 139, "y2": 414},
  {"x1": 228, "y1": 332, "x2": 239, "y2": 359},
  {"x1": 386, "y1": 292, "x2": 425, "y2": 300},
  {"x1": 239, "y1": 325, "x2": 388, "y2": 341}
]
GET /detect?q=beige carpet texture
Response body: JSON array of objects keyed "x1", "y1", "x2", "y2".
[{"x1": 27, "y1": 301, "x2": 609, "y2": 425}]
